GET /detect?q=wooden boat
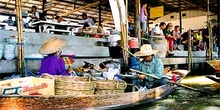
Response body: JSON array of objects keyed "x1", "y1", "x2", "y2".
[
  {"x1": 0, "y1": 69, "x2": 189, "y2": 110},
  {"x1": 206, "y1": 60, "x2": 220, "y2": 71},
  {"x1": 206, "y1": 60, "x2": 220, "y2": 83},
  {"x1": 205, "y1": 75, "x2": 220, "y2": 83}
]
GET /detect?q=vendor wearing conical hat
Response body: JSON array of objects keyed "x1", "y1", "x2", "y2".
[
  {"x1": 39, "y1": 36, "x2": 73, "y2": 75},
  {"x1": 133, "y1": 44, "x2": 168, "y2": 90}
]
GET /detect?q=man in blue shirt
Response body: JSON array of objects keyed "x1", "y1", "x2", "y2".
[{"x1": 134, "y1": 44, "x2": 168, "y2": 90}]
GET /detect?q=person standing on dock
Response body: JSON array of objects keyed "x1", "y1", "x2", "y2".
[
  {"x1": 30, "y1": 5, "x2": 40, "y2": 22},
  {"x1": 133, "y1": 44, "x2": 169, "y2": 90},
  {"x1": 80, "y1": 12, "x2": 95, "y2": 29},
  {"x1": 39, "y1": 36, "x2": 74, "y2": 76},
  {"x1": 140, "y1": 3, "x2": 148, "y2": 38}
]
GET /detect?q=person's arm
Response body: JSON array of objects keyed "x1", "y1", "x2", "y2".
[
  {"x1": 59, "y1": 60, "x2": 71, "y2": 75},
  {"x1": 144, "y1": 7, "x2": 148, "y2": 16}
]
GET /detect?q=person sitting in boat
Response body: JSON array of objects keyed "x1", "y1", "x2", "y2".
[
  {"x1": 38, "y1": 36, "x2": 74, "y2": 76},
  {"x1": 79, "y1": 12, "x2": 95, "y2": 29},
  {"x1": 133, "y1": 44, "x2": 169, "y2": 90}
]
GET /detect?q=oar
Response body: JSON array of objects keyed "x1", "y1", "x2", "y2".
[
  {"x1": 130, "y1": 68, "x2": 212, "y2": 95},
  {"x1": 121, "y1": 46, "x2": 137, "y2": 58},
  {"x1": 120, "y1": 46, "x2": 141, "y2": 62}
]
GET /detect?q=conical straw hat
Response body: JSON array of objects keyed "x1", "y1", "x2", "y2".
[{"x1": 39, "y1": 36, "x2": 67, "y2": 55}]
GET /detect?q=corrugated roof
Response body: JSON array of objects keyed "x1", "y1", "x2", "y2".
[{"x1": 0, "y1": 0, "x2": 218, "y2": 28}]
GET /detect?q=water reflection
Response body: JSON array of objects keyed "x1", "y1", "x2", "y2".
[{"x1": 136, "y1": 76, "x2": 220, "y2": 110}]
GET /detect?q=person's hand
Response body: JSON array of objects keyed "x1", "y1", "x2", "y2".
[
  {"x1": 138, "y1": 74, "x2": 146, "y2": 80},
  {"x1": 67, "y1": 67, "x2": 74, "y2": 74}
]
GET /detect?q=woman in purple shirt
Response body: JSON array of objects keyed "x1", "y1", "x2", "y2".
[{"x1": 38, "y1": 36, "x2": 73, "y2": 75}]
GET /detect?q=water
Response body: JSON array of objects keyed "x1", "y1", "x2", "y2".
[{"x1": 136, "y1": 76, "x2": 220, "y2": 110}]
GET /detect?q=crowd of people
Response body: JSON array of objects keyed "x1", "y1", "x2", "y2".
[
  {"x1": 126, "y1": 2, "x2": 218, "y2": 58},
  {"x1": 3, "y1": 5, "x2": 95, "y2": 33}
]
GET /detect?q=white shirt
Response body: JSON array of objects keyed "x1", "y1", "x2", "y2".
[
  {"x1": 31, "y1": 11, "x2": 39, "y2": 21},
  {"x1": 151, "y1": 26, "x2": 164, "y2": 36},
  {"x1": 79, "y1": 18, "x2": 94, "y2": 26}
]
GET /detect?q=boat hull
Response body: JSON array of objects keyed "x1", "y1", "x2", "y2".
[
  {"x1": 0, "y1": 69, "x2": 189, "y2": 109},
  {"x1": 0, "y1": 83, "x2": 175, "y2": 110},
  {"x1": 206, "y1": 75, "x2": 220, "y2": 83}
]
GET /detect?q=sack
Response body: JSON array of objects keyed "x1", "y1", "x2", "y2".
[{"x1": 0, "y1": 77, "x2": 54, "y2": 95}]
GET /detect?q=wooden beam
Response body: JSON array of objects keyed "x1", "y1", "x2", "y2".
[
  {"x1": 4, "y1": 0, "x2": 12, "y2": 8},
  {"x1": 60, "y1": 0, "x2": 108, "y2": 17}
]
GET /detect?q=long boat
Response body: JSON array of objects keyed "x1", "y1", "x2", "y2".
[
  {"x1": 205, "y1": 75, "x2": 220, "y2": 83},
  {"x1": 206, "y1": 60, "x2": 220, "y2": 83},
  {"x1": 0, "y1": 69, "x2": 189, "y2": 110}
]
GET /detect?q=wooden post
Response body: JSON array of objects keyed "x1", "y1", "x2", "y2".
[
  {"x1": 178, "y1": 0, "x2": 182, "y2": 33},
  {"x1": 42, "y1": 0, "x2": 47, "y2": 17},
  {"x1": 188, "y1": 29, "x2": 192, "y2": 71},
  {"x1": 98, "y1": 0, "x2": 102, "y2": 26},
  {"x1": 134, "y1": 0, "x2": 141, "y2": 47},
  {"x1": 208, "y1": 22, "x2": 213, "y2": 60},
  {"x1": 217, "y1": 0, "x2": 220, "y2": 50},
  {"x1": 16, "y1": 0, "x2": 25, "y2": 76},
  {"x1": 207, "y1": 0, "x2": 213, "y2": 60},
  {"x1": 116, "y1": 0, "x2": 128, "y2": 66},
  {"x1": 60, "y1": 1, "x2": 107, "y2": 17}
]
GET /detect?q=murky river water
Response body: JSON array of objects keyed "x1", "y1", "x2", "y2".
[{"x1": 136, "y1": 76, "x2": 220, "y2": 110}]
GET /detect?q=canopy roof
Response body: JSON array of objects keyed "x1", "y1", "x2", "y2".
[{"x1": 0, "y1": 0, "x2": 218, "y2": 28}]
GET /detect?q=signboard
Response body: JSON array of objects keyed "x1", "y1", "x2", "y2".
[{"x1": 150, "y1": 6, "x2": 164, "y2": 18}]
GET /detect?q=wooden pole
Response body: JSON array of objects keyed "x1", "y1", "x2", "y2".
[
  {"x1": 207, "y1": 0, "x2": 213, "y2": 60},
  {"x1": 188, "y1": 29, "x2": 192, "y2": 71},
  {"x1": 178, "y1": 0, "x2": 182, "y2": 33},
  {"x1": 42, "y1": 0, "x2": 47, "y2": 17},
  {"x1": 134, "y1": 0, "x2": 141, "y2": 47},
  {"x1": 98, "y1": 0, "x2": 102, "y2": 26},
  {"x1": 60, "y1": 1, "x2": 108, "y2": 17},
  {"x1": 116, "y1": 0, "x2": 128, "y2": 66},
  {"x1": 208, "y1": 22, "x2": 213, "y2": 60},
  {"x1": 16, "y1": 0, "x2": 24, "y2": 76}
]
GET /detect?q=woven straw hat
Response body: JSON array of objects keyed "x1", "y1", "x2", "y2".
[
  {"x1": 39, "y1": 36, "x2": 67, "y2": 55},
  {"x1": 134, "y1": 44, "x2": 159, "y2": 57}
]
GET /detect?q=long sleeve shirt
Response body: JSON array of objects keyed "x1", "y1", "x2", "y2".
[
  {"x1": 39, "y1": 55, "x2": 69, "y2": 76},
  {"x1": 139, "y1": 56, "x2": 164, "y2": 82}
]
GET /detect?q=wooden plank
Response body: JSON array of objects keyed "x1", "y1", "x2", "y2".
[{"x1": 60, "y1": 1, "x2": 102, "y2": 17}]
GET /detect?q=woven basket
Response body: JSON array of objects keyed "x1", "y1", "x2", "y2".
[
  {"x1": 40, "y1": 74, "x2": 95, "y2": 95},
  {"x1": 95, "y1": 89, "x2": 125, "y2": 95},
  {"x1": 94, "y1": 79, "x2": 127, "y2": 95},
  {"x1": 95, "y1": 80, "x2": 116, "y2": 90}
]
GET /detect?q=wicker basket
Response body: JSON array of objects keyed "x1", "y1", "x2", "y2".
[
  {"x1": 41, "y1": 74, "x2": 95, "y2": 95},
  {"x1": 207, "y1": 60, "x2": 220, "y2": 71},
  {"x1": 95, "y1": 89, "x2": 125, "y2": 95},
  {"x1": 94, "y1": 79, "x2": 127, "y2": 95},
  {"x1": 95, "y1": 80, "x2": 116, "y2": 90}
]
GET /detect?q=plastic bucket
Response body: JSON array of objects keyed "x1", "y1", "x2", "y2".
[
  {"x1": 128, "y1": 37, "x2": 138, "y2": 48},
  {"x1": 129, "y1": 57, "x2": 139, "y2": 66}
]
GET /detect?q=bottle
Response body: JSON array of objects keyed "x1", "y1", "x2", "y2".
[{"x1": 172, "y1": 75, "x2": 177, "y2": 82}]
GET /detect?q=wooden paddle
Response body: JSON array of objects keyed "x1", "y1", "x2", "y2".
[{"x1": 130, "y1": 68, "x2": 212, "y2": 95}]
